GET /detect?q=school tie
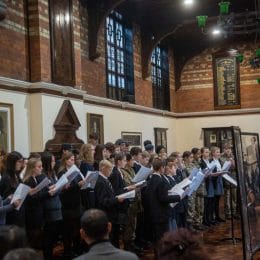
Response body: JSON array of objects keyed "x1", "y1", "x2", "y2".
[{"x1": 107, "y1": 180, "x2": 113, "y2": 192}]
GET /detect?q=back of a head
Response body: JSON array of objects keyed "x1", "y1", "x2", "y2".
[
  {"x1": 158, "y1": 228, "x2": 209, "y2": 260},
  {"x1": 3, "y1": 248, "x2": 43, "y2": 260},
  {"x1": 0, "y1": 225, "x2": 27, "y2": 259},
  {"x1": 81, "y1": 209, "x2": 109, "y2": 241}
]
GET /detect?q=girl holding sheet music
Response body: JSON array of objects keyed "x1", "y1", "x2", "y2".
[
  {"x1": 23, "y1": 157, "x2": 47, "y2": 248},
  {"x1": 211, "y1": 146, "x2": 225, "y2": 223},
  {"x1": 41, "y1": 151, "x2": 63, "y2": 260},
  {"x1": 0, "y1": 151, "x2": 25, "y2": 227},
  {"x1": 79, "y1": 144, "x2": 95, "y2": 210},
  {"x1": 57, "y1": 152, "x2": 84, "y2": 257}
]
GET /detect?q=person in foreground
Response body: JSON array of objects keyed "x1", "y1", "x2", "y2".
[
  {"x1": 74, "y1": 209, "x2": 138, "y2": 260},
  {"x1": 158, "y1": 228, "x2": 209, "y2": 260}
]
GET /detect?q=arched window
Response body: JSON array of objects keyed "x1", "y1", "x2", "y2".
[
  {"x1": 105, "y1": 11, "x2": 135, "y2": 103},
  {"x1": 151, "y1": 46, "x2": 170, "y2": 110}
]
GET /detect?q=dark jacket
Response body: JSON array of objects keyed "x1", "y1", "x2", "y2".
[
  {"x1": 146, "y1": 173, "x2": 180, "y2": 224},
  {"x1": 94, "y1": 175, "x2": 119, "y2": 223},
  {"x1": 58, "y1": 169, "x2": 82, "y2": 218},
  {"x1": 0, "y1": 173, "x2": 25, "y2": 227},
  {"x1": 24, "y1": 174, "x2": 49, "y2": 229},
  {"x1": 42, "y1": 173, "x2": 62, "y2": 223}
]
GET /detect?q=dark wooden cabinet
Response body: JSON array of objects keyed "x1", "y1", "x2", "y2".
[
  {"x1": 49, "y1": 0, "x2": 75, "y2": 86},
  {"x1": 203, "y1": 127, "x2": 233, "y2": 152}
]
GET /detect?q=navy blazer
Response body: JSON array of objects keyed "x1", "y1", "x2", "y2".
[{"x1": 94, "y1": 175, "x2": 120, "y2": 223}]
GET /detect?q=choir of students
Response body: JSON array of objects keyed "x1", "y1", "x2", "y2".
[{"x1": 0, "y1": 139, "x2": 237, "y2": 259}]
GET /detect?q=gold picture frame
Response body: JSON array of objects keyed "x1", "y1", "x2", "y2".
[
  {"x1": 0, "y1": 103, "x2": 14, "y2": 152},
  {"x1": 87, "y1": 113, "x2": 104, "y2": 144}
]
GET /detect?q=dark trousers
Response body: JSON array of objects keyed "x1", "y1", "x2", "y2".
[
  {"x1": 63, "y1": 215, "x2": 81, "y2": 254},
  {"x1": 43, "y1": 220, "x2": 62, "y2": 260},
  {"x1": 110, "y1": 223, "x2": 120, "y2": 248},
  {"x1": 204, "y1": 197, "x2": 215, "y2": 223},
  {"x1": 214, "y1": 195, "x2": 221, "y2": 219},
  {"x1": 176, "y1": 212, "x2": 187, "y2": 228}
]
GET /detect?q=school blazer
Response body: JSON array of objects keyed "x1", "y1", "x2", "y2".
[
  {"x1": 146, "y1": 174, "x2": 180, "y2": 224},
  {"x1": 94, "y1": 175, "x2": 119, "y2": 223}
]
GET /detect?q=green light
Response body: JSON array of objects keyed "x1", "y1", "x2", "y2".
[
  {"x1": 219, "y1": 1, "x2": 230, "y2": 15},
  {"x1": 257, "y1": 78, "x2": 260, "y2": 84},
  {"x1": 256, "y1": 49, "x2": 260, "y2": 57},
  {"x1": 196, "y1": 15, "x2": 208, "y2": 28},
  {"x1": 237, "y1": 54, "x2": 244, "y2": 63}
]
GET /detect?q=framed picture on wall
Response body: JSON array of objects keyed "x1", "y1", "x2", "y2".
[
  {"x1": 121, "y1": 132, "x2": 142, "y2": 149},
  {"x1": 154, "y1": 128, "x2": 168, "y2": 151},
  {"x1": 0, "y1": 103, "x2": 14, "y2": 152},
  {"x1": 241, "y1": 132, "x2": 260, "y2": 192},
  {"x1": 87, "y1": 113, "x2": 104, "y2": 144},
  {"x1": 212, "y1": 49, "x2": 241, "y2": 110}
]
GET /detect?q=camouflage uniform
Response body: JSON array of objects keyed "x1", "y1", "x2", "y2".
[
  {"x1": 193, "y1": 159, "x2": 205, "y2": 226},
  {"x1": 121, "y1": 166, "x2": 142, "y2": 248},
  {"x1": 184, "y1": 162, "x2": 197, "y2": 226},
  {"x1": 221, "y1": 154, "x2": 237, "y2": 218}
]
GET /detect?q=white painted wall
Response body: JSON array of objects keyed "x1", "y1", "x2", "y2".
[
  {"x1": 176, "y1": 114, "x2": 260, "y2": 152},
  {"x1": 1, "y1": 88, "x2": 259, "y2": 157},
  {"x1": 0, "y1": 90, "x2": 30, "y2": 157}
]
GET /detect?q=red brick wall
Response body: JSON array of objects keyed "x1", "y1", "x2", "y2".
[
  {"x1": 175, "y1": 43, "x2": 260, "y2": 112},
  {"x1": 0, "y1": 0, "x2": 28, "y2": 81}
]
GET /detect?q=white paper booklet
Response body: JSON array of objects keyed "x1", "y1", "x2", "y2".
[
  {"x1": 117, "y1": 190, "x2": 136, "y2": 200},
  {"x1": 81, "y1": 171, "x2": 99, "y2": 190},
  {"x1": 189, "y1": 168, "x2": 200, "y2": 180},
  {"x1": 222, "y1": 173, "x2": 237, "y2": 187},
  {"x1": 132, "y1": 165, "x2": 152, "y2": 183},
  {"x1": 174, "y1": 178, "x2": 192, "y2": 190},
  {"x1": 11, "y1": 183, "x2": 31, "y2": 210},
  {"x1": 187, "y1": 171, "x2": 205, "y2": 196},
  {"x1": 30, "y1": 177, "x2": 50, "y2": 195},
  {"x1": 53, "y1": 174, "x2": 69, "y2": 192},
  {"x1": 64, "y1": 165, "x2": 84, "y2": 183},
  {"x1": 221, "y1": 160, "x2": 232, "y2": 173},
  {"x1": 134, "y1": 180, "x2": 146, "y2": 188}
]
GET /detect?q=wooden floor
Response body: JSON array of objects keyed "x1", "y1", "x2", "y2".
[{"x1": 140, "y1": 218, "x2": 260, "y2": 260}]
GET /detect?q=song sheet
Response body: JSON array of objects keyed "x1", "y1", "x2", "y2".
[
  {"x1": 187, "y1": 171, "x2": 205, "y2": 196},
  {"x1": 117, "y1": 190, "x2": 136, "y2": 200},
  {"x1": 80, "y1": 171, "x2": 99, "y2": 190},
  {"x1": 132, "y1": 166, "x2": 152, "y2": 183},
  {"x1": 222, "y1": 173, "x2": 237, "y2": 187},
  {"x1": 11, "y1": 183, "x2": 30, "y2": 210},
  {"x1": 30, "y1": 177, "x2": 50, "y2": 195}
]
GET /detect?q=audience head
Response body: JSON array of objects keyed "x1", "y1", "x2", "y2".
[
  {"x1": 3, "y1": 248, "x2": 43, "y2": 260},
  {"x1": 0, "y1": 225, "x2": 27, "y2": 259},
  {"x1": 5, "y1": 151, "x2": 23, "y2": 177},
  {"x1": 143, "y1": 140, "x2": 152, "y2": 147},
  {"x1": 79, "y1": 144, "x2": 94, "y2": 164},
  {"x1": 80, "y1": 209, "x2": 111, "y2": 245},
  {"x1": 99, "y1": 160, "x2": 113, "y2": 177},
  {"x1": 158, "y1": 228, "x2": 208, "y2": 260},
  {"x1": 41, "y1": 151, "x2": 55, "y2": 176}
]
